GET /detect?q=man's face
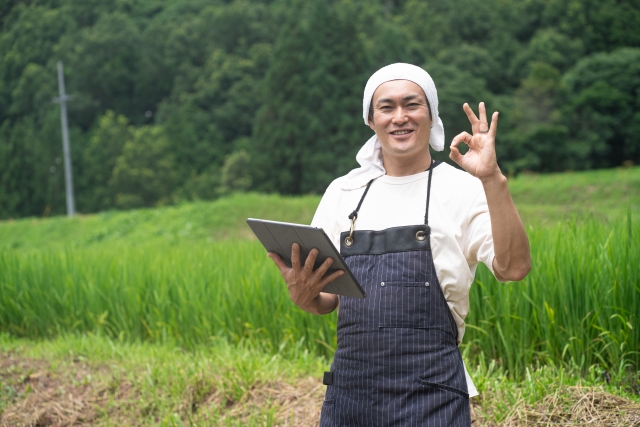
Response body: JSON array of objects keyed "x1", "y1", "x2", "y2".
[{"x1": 368, "y1": 80, "x2": 432, "y2": 162}]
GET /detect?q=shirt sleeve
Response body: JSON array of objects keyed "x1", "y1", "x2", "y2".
[
  {"x1": 463, "y1": 187, "x2": 497, "y2": 278},
  {"x1": 311, "y1": 179, "x2": 342, "y2": 249}
]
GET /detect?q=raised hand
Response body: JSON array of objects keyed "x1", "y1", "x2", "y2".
[{"x1": 449, "y1": 102, "x2": 501, "y2": 180}]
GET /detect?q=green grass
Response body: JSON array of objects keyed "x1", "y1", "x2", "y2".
[
  {"x1": 1, "y1": 216, "x2": 638, "y2": 379},
  {"x1": 0, "y1": 167, "x2": 638, "y2": 381},
  {"x1": 1, "y1": 167, "x2": 638, "y2": 251},
  {"x1": 0, "y1": 193, "x2": 321, "y2": 251},
  {"x1": 0, "y1": 168, "x2": 639, "y2": 424},
  {"x1": 0, "y1": 333, "x2": 328, "y2": 426},
  {"x1": 508, "y1": 167, "x2": 640, "y2": 208},
  {"x1": 508, "y1": 166, "x2": 640, "y2": 225},
  {"x1": 465, "y1": 212, "x2": 639, "y2": 376},
  {"x1": 1, "y1": 334, "x2": 638, "y2": 425},
  {"x1": 0, "y1": 239, "x2": 338, "y2": 358}
]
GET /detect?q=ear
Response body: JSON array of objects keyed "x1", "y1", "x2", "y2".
[{"x1": 368, "y1": 118, "x2": 375, "y2": 131}]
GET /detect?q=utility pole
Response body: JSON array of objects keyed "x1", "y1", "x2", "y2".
[{"x1": 52, "y1": 60, "x2": 75, "y2": 217}]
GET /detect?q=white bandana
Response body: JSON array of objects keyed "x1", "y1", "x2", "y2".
[{"x1": 342, "y1": 63, "x2": 444, "y2": 190}]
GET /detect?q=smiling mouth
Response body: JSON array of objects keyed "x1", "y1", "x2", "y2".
[{"x1": 390, "y1": 130, "x2": 413, "y2": 135}]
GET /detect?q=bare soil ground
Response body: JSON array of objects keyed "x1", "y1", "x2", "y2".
[{"x1": 1, "y1": 352, "x2": 639, "y2": 426}]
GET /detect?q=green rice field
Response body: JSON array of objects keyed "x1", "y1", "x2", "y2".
[
  {"x1": 1, "y1": 167, "x2": 639, "y2": 379},
  {"x1": 1, "y1": 214, "x2": 638, "y2": 380}
]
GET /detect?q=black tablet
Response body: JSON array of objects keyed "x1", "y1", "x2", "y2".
[{"x1": 246, "y1": 218, "x2": 366, "y2": 298}]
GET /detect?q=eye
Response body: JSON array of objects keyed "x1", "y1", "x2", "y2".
[{"x1": 379, "y1": 105, "x2": 392, "y2": 111}]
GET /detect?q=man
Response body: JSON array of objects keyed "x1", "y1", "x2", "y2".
[{"x1": 268, "y1": 63, "x2": 531, "y2": 426}]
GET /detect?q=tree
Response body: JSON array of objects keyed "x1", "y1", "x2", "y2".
[
  {"x1": 498, "y1": 62, "x2": 568, "y2": 173},
  {"x1": 251, "y1": 0, "x2": 371, "y2": 194},
  {"x1": 109, "y1": 125, "x2": 176, "y2": 209},
  {"x1": 218, "y1": 149, "x2": 252, "y2": 195},
  {"x1": 563, "y1": 48, "x2": 640, "y2": 168},
  {"x1": 539, "y1": 0, "x2": 640, "y2": 54},
  {"x1": 157, "y1": 44, "x2": 272, "y2": 187},
  {"x1": 57, "y1": 12, "x2": 143, "y2": 129},
  {"x1": 76, "y1": 110, "x2": 132, "y2": 212},
  {"x1": 1, "y1": 0, "x2": 640, "y2": 218}
]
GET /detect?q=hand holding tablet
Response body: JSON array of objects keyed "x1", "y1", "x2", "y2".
[
  {"x1": 246, "y1": 219, "x2": 366, "y2": 303},
  {"x1": 267, "y1": 243, "x2": 344, "y2": 315}
]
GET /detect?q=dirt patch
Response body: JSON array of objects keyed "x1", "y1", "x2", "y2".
[
  {"x1": 0, "y1": 351, "x2": 325, "y2": 426},
  {"x1": 264, "y1": 378, "x2": 325, "y2": 426},
  {"x1": 176, "y1": 380, "x2": 640, "y2": 426},
  {"x1": 471, "y1": 385, "x2": 640, "y2": 426},
  {"x1": 186, "y1": 376, "x2": 324, "y2": 426},
  {"x1": 0, "y1": 351, "x2": 125, "y2": 427},
  {"x1": 2, "y1": 352, "x2": 639, "y2": 426}
]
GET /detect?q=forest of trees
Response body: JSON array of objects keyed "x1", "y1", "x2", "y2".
[{"x1": 1, "y1": 0, "x2": 639, "y2": 218}]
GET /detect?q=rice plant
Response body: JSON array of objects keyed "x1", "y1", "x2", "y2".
[
  {"x1": 0, "y1": 240, "x2": 337, "y2": 357},
  {"x1": 464, "y1": 212, "x2": 639, "y2": 376},
  {"x1": 1, "y1": 214, "x2": 638, "y2": 377}
]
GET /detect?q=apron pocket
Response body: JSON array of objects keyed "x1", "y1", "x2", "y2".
[
  {"x1": 417, "y1": 378, "x2": 470, "y2": 398},
  {"x1": 378, "y1": 281, "x2": 430, "y2": 329}
]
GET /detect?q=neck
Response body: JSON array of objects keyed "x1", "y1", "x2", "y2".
[{"x1": 382, "y1": 149, "x2": 432, "y2": 177}]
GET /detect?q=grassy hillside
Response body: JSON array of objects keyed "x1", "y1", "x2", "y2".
[
  {"x1": 508, "y1": 166, "x2": 640, "y2": 224},
  {"x1": 0, "y1": 193, "x2": 320, "y2": 251},
  {"x1": 2, "y1": 167, "x2": 638, "y2": 251}
]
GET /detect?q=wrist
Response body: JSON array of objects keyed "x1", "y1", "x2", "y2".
[
  {"x1": 311, "y1": 293, "x2": 338, "y2": 315},
  {"x1": 479, "y1": 170, "x2": 506, "y2": 186}
]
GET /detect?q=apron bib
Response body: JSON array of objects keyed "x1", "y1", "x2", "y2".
[{"x1": 320, "y1": 162, "x2": 471, "y2": 427}]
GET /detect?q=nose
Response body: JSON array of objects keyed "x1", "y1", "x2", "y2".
[{"x1": 391, "y1": 106, "x2": 408, "y2": 125}]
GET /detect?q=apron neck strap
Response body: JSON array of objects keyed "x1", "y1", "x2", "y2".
[
  {"x1": 348, "y1": 160, "x2": 438, "y2": 225},
  {"x1": 348, "y1": 178, "x2": 374, "y2": 221},
  {"x1": 424, "y1": 161, "x2": 435, "y2": 226}
]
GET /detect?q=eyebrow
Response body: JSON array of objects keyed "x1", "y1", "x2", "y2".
[{"x1": 375, "y1": 94, "x2": 424, "y2": 105}]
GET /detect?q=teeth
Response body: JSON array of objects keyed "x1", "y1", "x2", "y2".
[{"x1": 392, "y1": 130, "x2": 411, "y2": 135}]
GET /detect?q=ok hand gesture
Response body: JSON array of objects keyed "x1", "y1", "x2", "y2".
[{"x1": 449, "y1": 102, "x2": 501, "y2": 180}]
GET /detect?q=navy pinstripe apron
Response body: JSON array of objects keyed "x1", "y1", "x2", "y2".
[{"x1": 320, "y1": 162, "x2": 471, "y2": 427}]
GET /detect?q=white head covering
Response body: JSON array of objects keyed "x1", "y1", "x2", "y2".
[{"x1": 342, "y1": 63, "x2": 444, "y2": 190}]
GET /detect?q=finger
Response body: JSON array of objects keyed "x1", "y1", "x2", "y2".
[
  {"x1": 303, "y1": 248, "x2": 319, "y2": 275},
  {"x1": 489, "y1": 111, "x2": 499, "y2": 137},
  {"x1": 478, "y1": 102, "x2": 488, "y2": 131},
  {"x1": 313, "y1": 256, "x2": 334, "y2": 281},
  {"x1": 267, "y1": 252, "x2": 290, "y2": 274},
  {"x1": 450, "y1": 131, "x2": 472, "y2": 166},
  {"x1": 462, "y1": 103, "x2": 479, "y2": 126},
  {"x1": 451, "y1": 131, "x2": 472, "y2": 149},
  {"x1": 319, "y1": 269, "x2": 345, "y2": 288},
  {"x1": 290, "y1": 243, "x2": 301, "y2": 271}
]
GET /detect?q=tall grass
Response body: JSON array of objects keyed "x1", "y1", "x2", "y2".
[
  {"x1": 464, "y1": 212, "x2": 639, "y2": 376},
  {"x1": 1, "y1": 215, "x2": 638, "y2": 377},
  {"x1": 0, "y1": 240, "x2": 337, "y2": 357}
]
